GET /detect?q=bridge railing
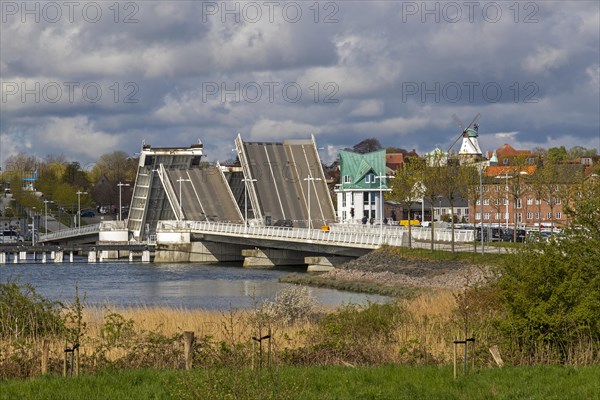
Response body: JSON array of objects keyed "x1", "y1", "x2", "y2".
[
  {"x1": 38, "y1": 223, "x2": 101, "y2": 242},
  {"x1": 157, "y1": 220, "x2": 398, "y2": 247}
]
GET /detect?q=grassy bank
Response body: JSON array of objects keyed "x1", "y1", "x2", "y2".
[
  {"x1": 279, "y1": 272, "x2": 421, "y2": 298},
  {"x1": 2, "y1": 365, "x2": 599, "y2": 400}
]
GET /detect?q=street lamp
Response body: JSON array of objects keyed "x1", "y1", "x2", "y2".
[
  {"x1": 375, "y1": 175, "x2": 394, "y2": 244},
  {"x1": 176, "y1": 177, "x2": 191, "y2": 220},
  {"x1": 31, "y1": 207, "x2": 36, "y2": 246},
  {"x1": 76, "y1": 191, "x2": 87, "y2": 229},
  {"x1": 43, "y1": 199, "x2": 53, "y2": 233},
  {"x1": 478, "y1": 164, "x2": 484, "y2": 256},
  {"x1": 241, "y1": 177, "x2": 257, "y2": 233},
  {"x1": 117, "y1": 182, "x2": 130, "y2": 221},
  {"x1": 304, "y1": 175, "x2": 322, "y2": 230}
]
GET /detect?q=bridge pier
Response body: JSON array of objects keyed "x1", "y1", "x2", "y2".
[
  {"x1": 305, "y1": 256, "x2": 353, "y2": 272},
  {"x1": 13, "y1": 253, "x2": 18, "y2": 263},
  {"x1": 88, "y1": 251, "x2": 97, "y2": 263},
  {"x1": 19, "y1": 251, "x2": 26, "y2": 261},
  {"x1": 242, "y1": 248, "x2": 305, "y2": 268},
  {"x1": 154, "y1": 241, "x2": 243, "y2": 263},
  {"x1": 54, "y1": 251, "x2": 64, "y2": 263},
  {"x1": 0, "y1": 253, "x2": 5, "y2": 264}
]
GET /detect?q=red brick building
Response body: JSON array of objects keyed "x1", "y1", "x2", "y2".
[{"x1": 469, "y1": 164, "x2": 587, "y2": 229}]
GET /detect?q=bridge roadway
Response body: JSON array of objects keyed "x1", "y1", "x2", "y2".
[
  {"x1": 156, "y1": 221, "x2": 476, "y2": 256},
  {"x1": 240, "y1": 139, "x2": 336, "y2": 228},
  {"x1": 165, "y1": 167, "x2": 242, "y2": 222}
]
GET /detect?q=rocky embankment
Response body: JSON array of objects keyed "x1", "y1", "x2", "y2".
[{"x1": 324, "y1": 250, "x2": 494, "y2": 291}]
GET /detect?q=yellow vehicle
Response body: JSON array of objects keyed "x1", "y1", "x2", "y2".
[{"x1": 399, "y1": 219, "x2": 420, "y2": 227}]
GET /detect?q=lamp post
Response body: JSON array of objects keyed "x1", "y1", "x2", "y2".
[
  {"x1": 304, "y1": 175, "x2": 322, "y2": 230},
  {"x1": 479, "y1": 164, "x2": 484, "y2": 256},
  {"x1": 375, "y1": 175, "x2": 393, "y2": 244},
  {"x1": 43, "y1": 199, "x2": 53, "y2": 233},
  {"x1": 117, "y1": 182, "x2": 130, "y2": 221},
  {"x1": 176, "y1": 177, "x2": 191, "y2": 220},
  {"x1": 31, "y1": 207, "x2": 36, "y2": 246},
  {"x1": 76, "y1": 191, "x2": 87, "y2": 229},
  {"x1": 241, "y1": 178, "x2": 257, "y2": 233}
]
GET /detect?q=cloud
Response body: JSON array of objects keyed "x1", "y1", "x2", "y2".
[{"x1": 522, "y1": 47, "x2": 569, "y2": 74}]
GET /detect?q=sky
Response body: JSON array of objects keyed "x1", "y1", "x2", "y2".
[{"x1": 1, "y1": 1, "x2": 599, "y2": 168}]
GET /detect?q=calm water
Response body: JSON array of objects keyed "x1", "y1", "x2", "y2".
[{"x1": 1, "y1": 261, "x2": 390, "y2": 310}]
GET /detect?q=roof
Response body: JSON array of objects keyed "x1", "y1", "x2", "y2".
[
  {"x1": 339, "y1": 149, "x2": 387, "y2": 190},
  {"x1": 485, "y1": 165, "x2": 537, "y2": 177},
  {"x1": 495, "y1": 143, "x2": 532, "y2": 158}
]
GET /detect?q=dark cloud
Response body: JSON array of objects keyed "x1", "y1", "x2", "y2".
[{"x1": 1, "y1": 1, "x2": 598, "y2": 166}]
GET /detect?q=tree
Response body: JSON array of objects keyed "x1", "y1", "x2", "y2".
[
  {"x1": 352, "y1": 138, "x2": 382, "y2": 154},
  {"x1": 459, "y1": 163, "x2": 481, "y2": 252},
  {"x1": 438, "y1": 158, "x2": 462, "y2": 252},
  {"x1": 63, "y1": 162, "x2": 89, "y2": 189},
  {"x1": 422, "y1": 152, "x2": 445, "y2": 252},
  {"x1": 388, "y1": 157, "x2": 424, "y2": 248},
  {"x1": 547, "y1": 146, "x2": 568, "y2": 164},
  {"x1": 90, "y1": 151, "x2": 136, "y2": 184},
  {"x1": 495, "y1": 183, "x2": 600, "y2": 361},
  {"x1": 567, "y1": 146, "x2": 598, "y2": 160}
]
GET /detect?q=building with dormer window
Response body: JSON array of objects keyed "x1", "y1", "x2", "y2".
[{"x1": 334, "y1": 149, "x2": 389, "y2": 223}]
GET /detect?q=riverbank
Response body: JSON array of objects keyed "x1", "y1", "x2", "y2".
[{"x1": 281, "y1": 246, "x2": 499, "y2": 296}]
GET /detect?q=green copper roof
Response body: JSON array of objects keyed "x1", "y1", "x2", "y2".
[{"x1": 339, "y1": 149, "x2": 387, "y2": 190}]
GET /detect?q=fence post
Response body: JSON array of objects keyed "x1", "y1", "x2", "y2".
[
  {"x1": 41, "y1": 339, "x2": 50, "y2": 375},
  {"x1": 183, "y1": 331, "x2": 195, "y2": 370}
]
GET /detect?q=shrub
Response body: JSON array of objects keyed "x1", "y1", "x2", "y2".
[{"x1": 0, "y1": 280, "x2": 64, "y2": 340}]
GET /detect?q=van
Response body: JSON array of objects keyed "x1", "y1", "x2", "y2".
[{"x1": 1, "y1": 230, "x2": 24, "y2": 243}]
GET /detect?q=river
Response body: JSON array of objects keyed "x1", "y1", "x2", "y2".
[{"x1": 1, "y1": 261, "x2": 391, "y2": 310}]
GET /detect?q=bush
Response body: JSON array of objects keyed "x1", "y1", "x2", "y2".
[{"x1": 0, "y1": 280, "x2": 64, "y2": 340}]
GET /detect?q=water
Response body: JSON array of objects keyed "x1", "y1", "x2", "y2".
[{"x1": 0, "y1": 261, "x2": 391, "y2": 310}]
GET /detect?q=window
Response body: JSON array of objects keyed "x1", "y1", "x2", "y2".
[
  {"x1": 476, "y1": 199, "x2": 480, "y2": 205},
  {"x1": 483, "y1": 185, "x2": 489, "y2": 192},
  {"x1": 527, "y1": 198, "x2": 533, "y2": 205},
  {"x1": 504, "y1": 212, "x2": 509, "y2": 221},
  {"x1": 342, "y1": 195, "x2": 346, "y2": 207},
  {"x1": 494, "y1": 185, "x2": 499, "y2": 192},
  {"x1": 503, "y1": 199, "x2": 509, "y2": 206},
  {"x1": 535, "y1": 199, "x2": 541, "y2": 205},
  {"x1": 547, "y1": 212, "x2": 552, "y2": 219},
  {"x1": 464, "y1": 208, "x2": 469, "y2": 216},
  {"x1": 343, "y1": 175, "x2": 351, "y2": 183},
  {"x1": 495, "y1": 212, "x2": 501, "y2": 220},
  {"x1": 528, "y1": 157, "x2": 535, "y2": 164},
  {"x1": 483, "y1": 213, "x2": 490, "y2": 220},
  {"x1": 556, "y1": 212, "x2": 561, "y2": 219},
  {"x1": 364, "y1": 174, "x2": 375, "y2": 184},
  {"x1": 527, "y1": 212, "x2": 533, "y2": 219},
  {"x1": 363, "y1": 192, "x2": 370, "y2": 205},
  {"x1": 457, "y1": 208, "x2": 461, "y2": 216},
  {"x1": 483, "y1": 199, "x2": 489, "y2": 205},
  {"x1": 535, "y1": 212, "x2": 540, "y2": 219},
  {"x1": 516, "y1": 199, "x2": 522, "y2": 209},
  {"x1": 516, "y1": 213, "x2": 522, "y2": 223},
  {"x1": 503, "y1": 158, "x2": 509, "y2": 165},
  {"x1": 475, "y1": 213, "x2": 481, "y2": 220},
  {"x1": 555, "y1": 198, "x2": 561, "y2": 205},
  {"x1": 371, "y1": 192, "x2": 376, "y2": 204},
  {"x1": 494, "y1": 199, "x2": 500, "y2": 206}
]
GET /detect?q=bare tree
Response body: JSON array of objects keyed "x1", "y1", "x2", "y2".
[{"x1": 388, "y1": 156, "x2": 424, "y2": 248}]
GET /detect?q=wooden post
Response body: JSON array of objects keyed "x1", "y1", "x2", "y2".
[
  {"x1": 453, "y1": 338, "x2": 457, "y2": 380},
  {"x1": 41, "y1": 339, "x2": 50, "y2": 375},
  {"x1": 63, "y1": 343, "x2": 68, "y2": 377},
  {"x1": 75, "y1": 347, "x2": 80, "y2": 376},
  {"x1": 183, "y1": 331, "x2": 194, "y2": 370}
]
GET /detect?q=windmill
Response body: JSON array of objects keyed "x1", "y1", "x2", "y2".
[{"x1": 447, "y1": 113, "x2": 482, "y2": 163}]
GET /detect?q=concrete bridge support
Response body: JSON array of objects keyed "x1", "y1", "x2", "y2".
[
  {"x1": 54, "y1": 251, "x2": 64, "y2": 263},
  {"x1": 154, "y1": 241, "x2": 244, "y2": 263},
  {"x1": 88, "y1": 251, "x2": 97, "y2": 263},
  {"x1": 0, "y1": 253, "x2": 5, "y2": 264},
  {"x1": 305, "y1": 256, "x2": 354, "y2": 272},
  {"x1": 242, "y1": 248, "x2": 306, "y2": 268}
]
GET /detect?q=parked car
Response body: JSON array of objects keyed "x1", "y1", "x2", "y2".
[
  {"x1": 81, "y1": 211, "x2": 96, "y2": 218},
  {"x1": 273, "y1": 219, "x2": 293, "y2": 228},
  {"x1": 500, "y1": 228, "x2": 526, "y2": 243}
]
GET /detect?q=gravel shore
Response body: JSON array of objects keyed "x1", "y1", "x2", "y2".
[{"x1": 324, "y1": 250, "x2": 494, "y2": 290}]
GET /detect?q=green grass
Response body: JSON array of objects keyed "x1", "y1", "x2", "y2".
[
  {"x1": 383, "y1": 245, "x2": 509, "y2": 266},
  {"x1": 279, "y1": 272, "x2": 420, "y2": 298},
  {"x1": 2, "y1": 365, "x2": 599, "y2": 400}
]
